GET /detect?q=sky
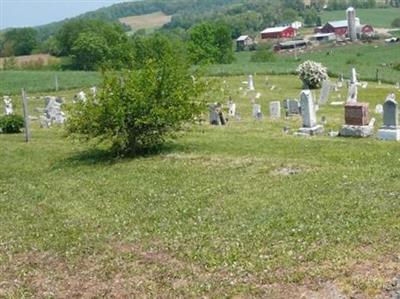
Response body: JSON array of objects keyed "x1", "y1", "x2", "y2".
[{"x1": 0, "y1": 0, "x2": 131, "y2": 29}]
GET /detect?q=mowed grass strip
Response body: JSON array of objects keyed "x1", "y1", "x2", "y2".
[{"x1": 1, "y1": 75, "x2": 400, "y2": 297}]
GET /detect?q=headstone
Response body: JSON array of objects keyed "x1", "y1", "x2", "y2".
[
  {"x1": 347, "y1": 67, "x2": 358, "y2": 103},
  {"x1": 90, "y1": 86, "x2": 97, "y2": 97},
  {"x1": 297, "y1": 90, "x2": 323, "y2": 135},
  {"x1": 283, "y1": 99, "x2": 289, "y2": 110},
  {"x1": 248, "y1": 75, "x2": 255, "y2": 91},
  {"x1": 227, "y1": 98, "x2": 236, "y2": 117},
  {"x1": 288, "y1": 99, "x2": 300, "y2": 115},
  {"x1": 74, "y1": 91, "x2": 87, "y2": 103},
  {"x1": 252, "y1": 104, "x2": 262, "y2": 120},
  {"x1": 3, "y1": 96, "x2": 13, "y2": 115},
  {"x1": 340, "y1": 102, "x2": 373, "y2": 137},
  {"x1": 209, "y1": 103, "x2": 220, "y2": 125},
  {"x1": 319, "y1": 80, "x2": 331, "y2": 105},
  {"x1": 300, "y1": 90, "x2": 317, "y2": 128},
  {"x1": 395, "y1": 82, "x2": 400, "y2": 89},
  {"x1": 378, "y1": 94, "x2": 400, "y2": 140},
  {"x1": 344, "y1": 103, "x2": 369, "y2": 126},
  {"x1": 382, "y1": 94, "x2": 397, "y2": 127},
  {"x1": 41, "y1": 96, "x2": 66, "y2": 126},
  {"x1": 269, "y1": 101, "x2": 281, "y2": 118}
]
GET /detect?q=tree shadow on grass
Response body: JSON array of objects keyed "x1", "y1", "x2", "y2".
[{"x1": 52, "y1": 141, "x2": 195, "y2": 169}]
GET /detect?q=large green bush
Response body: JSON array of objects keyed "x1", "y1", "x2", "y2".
[
  {"x1": 0, "y1": 115, "x2": 24, "y2": 134},
  {"x1": 67, "y1": 36, "x2": 207, "y2": 154}
]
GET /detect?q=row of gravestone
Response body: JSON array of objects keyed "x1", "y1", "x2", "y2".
[
  {"x1": 2, "y1": 95, "x2": 66, "y2": 128},
  {"x1": 2, "y1": 87, "x2": 96, "y2": 128},
  {"x1": 209, "y1": 89, "x2": 400, "y2": 141}
]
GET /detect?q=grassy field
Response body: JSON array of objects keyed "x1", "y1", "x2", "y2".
[
  {"x1": 1, "y1": 75, "x2": 400, "y2": 298},
  {"x1": 1, "y1": 42, "x2": 400, "y2": 95},
  {"x1": 209, "y1": 42, "x2": 400, "y2": 83},
  {"x1": 119, "y1": 11, "x2": 172, "y2": 32},
  {"x1": 321, "y1": 8, "x2": 400, "y2": 28},
  {"x1": 0, "y1": 71, "x2": 101, "y2": 95}
]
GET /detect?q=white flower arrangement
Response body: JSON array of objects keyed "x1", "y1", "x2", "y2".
[{"x1": 296, "y1": 60, "x2": 328, "y2": 89}]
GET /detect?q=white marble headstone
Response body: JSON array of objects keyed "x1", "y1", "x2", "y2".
[
  {"x1": 248, "y1": 75, "x2": 255, "y2": 91},
  {"x1": 319, "y1": 80, "x2": 331, "y2": 105},
  {"x1": 3, "y1": 96, "x2": 13, "y2": 115},
  {"x1": 300, "y1": 90, "x2": 317, "y2": 128}
]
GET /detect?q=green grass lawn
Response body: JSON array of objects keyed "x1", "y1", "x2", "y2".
[
  {"x1": 321, "y1": 8, "x2": 400, "y2": 28},
  {"x1": 1, "y1": 75, "x2": 400, "y2": 298},
  {"x1": 0, "y1": 70, "x2": 101, "y2": 95}
]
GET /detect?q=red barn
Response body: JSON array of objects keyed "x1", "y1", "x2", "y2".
[
  {"x1": 320, "y1": 20, "x2": 348, "y2": 36},
  {"x1": 319, "y1": 20, "x2": 374, "y2": 38},
  {"x1": 261, "y1": 26, "x2": 296, "y2": 39}
]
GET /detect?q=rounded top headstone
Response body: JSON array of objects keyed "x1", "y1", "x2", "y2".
[{"x1": 346, "y1": 6, "x2": 355, "y2": 12}]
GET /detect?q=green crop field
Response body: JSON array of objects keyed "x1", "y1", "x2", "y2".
[
  {"x1": 321, "y1": 8, "x2": 400, "y2": 28},
  {"x1": 1, "y1": 74, "x2": 400, "y2": 298},
  {"x1": 209, "y1": 43, "x2": 400, "y2": 84},
  {"x1": 0, "y1": 71, "x2": 101, "y2": 95}
]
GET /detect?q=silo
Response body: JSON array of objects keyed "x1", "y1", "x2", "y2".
[{"x1": 347, "y1": 7, "x2": 357, "y2": 41}]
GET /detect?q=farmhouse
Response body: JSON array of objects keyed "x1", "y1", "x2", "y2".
[
  {"x1": 317, "y1": 19, "x2": 374, "y2": 38},
  {"x1": 261, "y1": 26, "x2": 296, "y2": 39},
  {"x1": 236, "y1": 35, "x2": 254, "y2": 51}
]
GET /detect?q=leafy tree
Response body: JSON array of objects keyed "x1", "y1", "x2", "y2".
[
  {"x1": 71, "y1": 33, "x2": 109, "y2": 70},
  {"x1": 188, "y1": 22, "x2": 234, "y2": 64},
  {"x1": 56, "y1": 19, "x2": 133, "y2": 70},
  {"x1": 2, "y1": 28, "x2": 38, "y2": 56},
  {"x1": 67, "y1": 35, "x2": 207, "y2": 154},
  {"x1": 302, "y1": 8, "x2": 319, "y2": 27},
  {"x1": 55, "y1": 19, "x2": 127, "y2": 56},
  {"x1": 282, "y1": 8, "x2": 299, "y2": 23}
]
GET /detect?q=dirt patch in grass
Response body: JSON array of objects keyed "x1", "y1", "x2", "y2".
[
  {"x1": 272, "y1": 166, "x2": 304, "y2": 176},
  {"x1": 0, "y1": 244, "x2": 399, "y2": 298}
]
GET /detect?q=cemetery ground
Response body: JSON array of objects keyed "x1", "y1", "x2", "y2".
[{"x1": 1, "y1": 74, "x2": 400, "y2": 298}]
